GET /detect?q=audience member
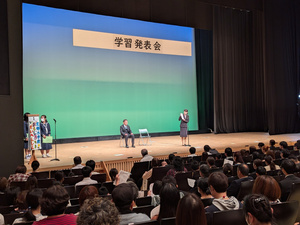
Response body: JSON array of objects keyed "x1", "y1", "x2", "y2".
[
  {"x1": 197, "y1": 179, "x2": 212, "y2": 200},
  {"x1": 142, "y1": 158, "x2": 161, "y2": 190},
  {"x1": 78, "y1": 186, "x2": 99, "y2": 207},
  {"x1": 109, "y1": 168, "x2": 118, "y2": 182},
  {"x1": 252, "y1": 175, "x2": 281, "y2": 203},
  {"x1": 201, "y1": 152, "x2": 209, "y2": 162},
  {"x1": 72, "y1": 156, "x2": 84, "y2": 170},
  {"x1": 25, "y1": 176, "x2": 38, "y2": 191},
  {"x1": 98, "y1": 186, "x2": 109, "y2": 196},
  {"x1": 252, "y1": 151, "x2": 260, "y2": 160},
  {"x1": 205, "y1": 172, "x2": 241, "y2": 213},
  {"x1": 112, "y1": 183, "x2": 150, "y2": 225},
  {"x1": 223, "y1": 163, "x2": 233, "y2": 177},
  {"x1": 289, "y1": 155, "x2": 300, "y2": 172},
  {"x1": 85, "y1": 160, "x2": 99, "y2": 175},
  {"x1": 166, "y1": 156, "x2": 187, "y2": 177},
  {"x1": 295, "y1": 140, "x2": 300, "y2": 150},
  {"x1": 31, "y1": 161, "x2": 40, "y2": 172},
  {"x1": 264, "y1": 155, "x2": 280, "y2": 171},
  {"x1": 188, "y1": 147, "x2": 197, "y2": 157},
  {"x1": 269, "y1": 139, "x2": 276, "y2": 150},
  {"x1": 6, "y1": 186, "x2": 21, "y2": 206},
  {"x1": 253, "y1": 159, "x2": 263, "y2": 170},
  {"x1": 227, "y1": 164, "x2": 253, "y2": 197},
  {"x1": 76, "y1": 197, "x2": 119, "y2": 225},
  {"x1": 224, "y1": 147, "x2": 233, "y2": 161},
  {"x1": 53, "y1": 171, "x2": 64, "y2": 185},
  {"x1": 152, "y1": 183, "x2": 180, "y2": 222},
  {"x1": 233, "y1": 152, "x2": 244, "y2": 164},
  {"x1": 14, "y1": 190, "x2": 29, "y2": 213},
  {"x1": 150, "y1": 180, "x2": 162, "y2": 207},
  {"x1": 75, "y1": 166, "x2": 97, "y2": 187},
  {"x1": 199, "y1": 164, "x2": 210, "y2": 181},
  {"x1": 33, "y1": 185, "x2": 76, "y2": 225},
  {"x1": 8, "y1": 165, "x2": 30, "y2": 184},
  {"x1": 176, "y1": 193, "x2": 206, "y2": 225},
  {"x1": 0, "y1": 177, "x2": 8, "y2": 194},
  {"x1": 140, "y1": 149, "x2": 153, "y2": 162},
  {"x1": 279, "y1": 141, "x2": 288, "y2": 150},
  {"x1": 255, "y1": 166, "x2": 267, "y2": 176},
  {"x1": 243, "y1": 194, "x2": 273, "y2": 225},
  {"x1": 274, "y1": 150, "x2": 283, "y2": 160},
  {"x1": 279, "y1": 159, "x2": 300, "y2": 202},
  {"x1": 13, "y1": 188, "x2": 46, "y2": 224},
  {"x1": 258, "y1": 142, "x2": 265, "y2": 151},
  {"x1": 206, "y1": 157, "x2": 217, "y2": 169},
  {"x1": 204, "y1": 145, "x2": 219, "y2": 155},
  {"x1": 168, "y1": 154, "x2": 175, "y2": 165}
]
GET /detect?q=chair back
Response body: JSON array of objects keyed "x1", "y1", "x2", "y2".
[
  {"x1": 10, "y1": 181, "x2": 26, "y2": 190},
  {"x1": 91, "y1": 173, "x2": 106, "y2": 183},
  {"x1": 134, "y1": 220, "x2": 159, "y2": 225},
  {"x1": 212, "y1": 209, "x2": 247, "y2": 225},
  {"x1": 136, "y1": 196, "x2": 152, "y2": 207},
  {"x1": 287, "y1": 182, "x2": 300, "y2": 222},
  {"x1": 130, "y1": 161, "x2": 151, "y2": 184},
  {"x1": 237, "y1": 180, "x2": 254, "y2": 201},
  {"x1": 75, "y1": 183, "x2": 102, "y2": 197},
  {"x1": 4, "y1": 212, "x2": 26, "y2": 225},
  {"x1": 70, "y1": 198, "x2": 79, "y2": 206},
  {"x1": 175, "y1": 171, "x2": 193, "y2": 191},
  {"x1": 132, "y1": 205, "x2": 154, "y2": 218},
  {"x1": 139, "y1": 129, "x2": 149, "y2": 136},
  {"x1": 63, "y1": 176, "x2": 83, "y2": 185},
  {"x1": 50, "y1": 169, "x2": 71, "y2": 178},
  {"x1": 149, "y1": 166, "x2": 171, "y2": 184},
  {"x1": 161, "y1": 217, "x2": 176, "y2": 225},
  {"x1": 65, "y1": 204, "x2": 80, "y2": 214},
  {"x1": 72, "y1": 169, "x2": 83, "y2": 176},
  {"x1": 0, "y1": 205, "x2": 15, "y2": 214},
  {"x1": 37, "y1": 178, "x2": 54, "y2": 188},
  {"x1": 31, "y1": 171, "x2": 49, "y2": 179},
  {"x1": 64, "y1": 185, "x2": 76, "y2": 198},
  {"x1": 102, "y1": 182, "x2": 115, "y2": 194},
  {"x1": 272, "y1": 201, "x2": 299, "y2": 225},
  {"x1": 201, "y1": 198, "x2": 214, "y2": 208},
  {"x1": 0, "y1": 193, "x2": 8, "y2": 206}
]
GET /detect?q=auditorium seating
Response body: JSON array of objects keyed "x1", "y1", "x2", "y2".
[
  {"x1": 236, "y1": 180, "x2": 254, "y2": 201},
  {"x1": 161, "y1": 217, "x2": 176, "y2": 225},
  {"x1": 136, "y1": 196, "x2": 152, "y2": 207},
  {"x1": 201, "y1": 198, "x2": 214, "y2": 207},
  {"x1": 102, "y1": 181, "x2": 115, "y2": 194},
  {"x1": 0, "y1": 205, "x2": 14, "y2": 214},
  {"x1": 72, "y1": 168, "x2": 83, "y2": 176},
  {"x1": 272, "y1": 201, "x2": 299, "y2": 225},
  {"x1": 175, "y1": 172, "x2": 193, "y2": 191},
  {"x1": 63, "y1": 175, "x2": 83, "y2": 185},
  {"x1": 91, "y1": 173, "x2": 106, "y2": 183},
  {"x1": 37, "y1": 178, "x2": 54, "y2": 188},
  {"x1": 10, "y1": 181, "x2": 26, "y2": 190},
  {"x1": 50, "y1": 169, "x2": 71, "y2": 178},
  {"x1": 70, "y1": 198, "x2": 79, "y2": 206},
  {"x1": 132, "y1": 205, "x2": 154, "y2": 217},
  {"x1": 148, "y1": 166, "x2": 170, "y2": 185},
  {"x1": 0, "y1": 193, "x2": 8, "y2": 206},
  {"x1": 64, "y1": 185, "x2": 76, "y2": 198},
  {"x1": 31, "y1": 171, "x2": 49, "y2": 179},
  {"x1": 3, "y1": 212, "x2": 26, "y2": 225},
  {"x1": 211, "y1": 209, "x2": 247, "y2": 225},
  {"x1": 75, "y1": 183, "x2": 102, "y2": 197},
  {"x1": 287, "y1": 182, "x2": 300, "y2": 222},
  {"x1": 134, "y1": 220, "x2": 159, "y2": 225},
  {"x1": 130, "y1": 161, "x2": 151, "y2": 184},
  {"x1": 65, "y1": 204, "x2": 80, "y2": 214}
]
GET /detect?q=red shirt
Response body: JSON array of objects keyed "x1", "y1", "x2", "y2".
[{"x1": 32, "y1": 214, "x2": 77, "y2": 225}]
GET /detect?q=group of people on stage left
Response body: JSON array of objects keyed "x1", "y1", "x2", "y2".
[{"x1": 23, "y1": 113, "x2": 52, "y2": 160}]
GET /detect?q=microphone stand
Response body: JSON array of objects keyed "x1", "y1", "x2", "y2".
[
  {"x1": 51, "y1": 119, "x2": 60, "y2": 161},
  {"x1": 186, "y1": 124, "x2": 191, "y2": 147}
]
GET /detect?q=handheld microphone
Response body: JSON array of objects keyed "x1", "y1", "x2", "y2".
[{"x1": 53, "y1": 118, "x2": 56, "y2": 122}]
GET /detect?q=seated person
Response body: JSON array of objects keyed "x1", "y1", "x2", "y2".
[
  {"x1": 140, "y1": 149, "x2": 153, "y2": 162},
  {"x1": 279, "y1": 141, "x2": 288, "y2": 150},
  {"x1": 86, "y1": 160, "x2": 99, "y2": 175},
  {"x1": 188, "y1": 147, "x2": 197, "y2": 157},
  {"x1": 31, "y1": 161, "x2": 40, "y2": 172},
  {"x1": 204, "y1": 145, "x2": 219, "y2": 155},
  {"x1": 112, "y1": 183, "x2": 150, "y2": 225},
  {"x1": 32, "y1": 185, "x2": 77, "y2": 225},
  {"x1": 8, "y1": 165, "x2": 30, "y2": 184},
  {"x1": 166, "y1": 156, "x2": 187, "y2": 177},
  {"x1": 72, "y1": 156, "x2": 84, "y2": 170},
  {"x1": 288, "y1": 155, "x2": 300, "y2": 172},
  {"x1": 243, "y1": 194, "x2": 273, "y2": 225},
  {"x1": 279, "y1": 159, "x2": 300, "y2": 202},
  {"x1": 13, "y1": 188, "x2": 46, "y2": 224},
  {"x1": 53, "y1": 171, "x2": 64, "y2": 186},
  {"x1": 255, "y1": 166, "x2": 267, "y2": 177},
  {"x1": 78, "y1": 186, "x2": 99, "y2": 207},
  {"x1": 206, "y1": 157, "x2": 217, "y2": 169},
  {"x1": 252, "y1": 175, "x2": 281, "y2": 203},
  {"x1": 120, "y1": 119, "x2": 135, "y2": 148},
  {"x1": 269, "y1": 139, "x2": 276, "y2": 150},
  {"x1": 75, "y1": 166, "x2": 98, "y2": 187},
  {"x1": 77, "y1": 197, "x2": 119, "y2": 225},
  {"x1": 264, "y1": 155, "x2": 280, "y2": 171},
  {"x1": 205, "y1": 172, "x2": 241, "y2": 213},
  {"x1": 109, "y1": 168, "x2": 118, "y2": 182},
  {"x1": 227, "y1": 163, "x2": 253, "y2": 197},
  {"x1": 197, "y1": 179, "x2": 213, "y2": 207}
]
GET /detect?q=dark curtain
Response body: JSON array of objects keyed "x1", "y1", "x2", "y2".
[
  {"x1": 264, "y1": 0, "x2": 300, "y2": 134},
  {"x1": 195, "y1": 29, "x2": 214, "y2": 132},
  {"x1": 0, "y1": 0, "x2": 10, "y2": 95},
  {"x1": 213, "y1": 7, "x2": 266, "y2": 133}
]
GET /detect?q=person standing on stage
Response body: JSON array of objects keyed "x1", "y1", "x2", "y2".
[
  {"x1": 179, "y1": 109, "x2": 189, "y2": 146},
  {"x1": 24, "y1": 112, "x2": 31, "y2": 160},
  {"x1": 120, "y1": 119, "x2": 135, "y2": 148},
  {"x1": 40, "y1": 115, "x2": 52, "y2": 158}
]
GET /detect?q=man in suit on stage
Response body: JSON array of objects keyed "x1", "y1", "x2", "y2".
[{"x1": 120, "y1": 119, "x2": 135, "y2": 148}]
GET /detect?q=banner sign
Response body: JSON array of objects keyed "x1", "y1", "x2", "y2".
[
  {"x1": 28, "y1": 114, "x2": 41, "y2": 150},
  {"x1": 73, "y1": 29, "x2": 192, "y2": 56}
]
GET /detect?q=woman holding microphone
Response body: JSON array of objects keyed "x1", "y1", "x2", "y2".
[
  {"x1": 40, "y1": 115, "x2": 52, "y2": 158},
  {"x1": 179, "y1": 109, "x2": 189, "y2": 146}
]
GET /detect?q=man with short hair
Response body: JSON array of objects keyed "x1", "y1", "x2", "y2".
[
  {"x1": 72, "y1": 156, "x2": 84, "y2": 170},
  {"x1": 204, "y1": 145, "x2": 219, "y2": 155},
  {"x1": 188, "y1": 147, "x2": 197, "y2": 157},
  {"x1": 279, "y1": 141, "x2": 288, "y2": 150},
  {"x1": 86, "y1": 160, "x2": 99, "y2": 175},
  {"x1": 75, "y1": 166, "x2": 98, "y2": 187},
  {"x1": 112, "y1": 183, "x2": 150, "y2": 225},
  {"x1": 120, "y1": 119, "x2": 135, "y2": 148},
  {"x1": 206, "y1": 172, "x2": 241, "y2": 213},
  {"x1": 227, "y1": 163, "x2": 253, "y2": 197},
  {"x1": 280, "y1": 159, "x2": 300, "y2": 202},
  {"x1": 140, "y1": 149, "x2": 153, "y2": 162}
]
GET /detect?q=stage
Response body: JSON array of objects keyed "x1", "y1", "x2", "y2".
[{"x1": 24, "y1": 132, "x2": 300, "y2": 171}]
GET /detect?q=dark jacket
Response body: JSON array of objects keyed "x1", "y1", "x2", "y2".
[
  {"x1": 178, "y1": 114, "x2": 189, "y2": 128},
  {"x1": 279, "y1": 174, "x2": 300, "y2": 202},
  {"x1": 227, "y1": 176, "x2": 253, "y2": 197},
  {"x1": 120, "y1": 124, "x2": 132, "y2": 136}
]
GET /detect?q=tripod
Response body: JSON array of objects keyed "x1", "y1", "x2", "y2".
[
  {"x1": 51, "y1": 119, "x2": 60, "y2": 161},
  {"x1": 186, "y1": 125, "x2": 191, "y2": 147}
]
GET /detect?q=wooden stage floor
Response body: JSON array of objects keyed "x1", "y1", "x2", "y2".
[{"x1": 25, "y1": 132, "x2": 300, "y2": 170}]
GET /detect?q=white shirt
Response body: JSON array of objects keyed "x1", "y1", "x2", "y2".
[
  {"x1": 75, "y1": 177, "x2": 98, "y2": 187},
  {"x1": 72, "y1": 164, "x2": 84, "y2": 170},
  {"x1": 188, "y1": 154, "x2": 197, "y2": 157}
]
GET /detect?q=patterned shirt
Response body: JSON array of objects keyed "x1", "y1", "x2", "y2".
[{"x1": 8, "y1": 173, "x2": 30, "y2": 183}]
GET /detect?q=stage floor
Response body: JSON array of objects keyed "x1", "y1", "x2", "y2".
[{"x1": 25, "y1": 132, "x2": 300, "y2": 170}]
